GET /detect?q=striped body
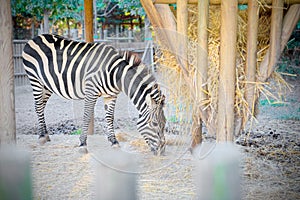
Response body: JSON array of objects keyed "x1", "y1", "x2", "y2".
[{"x1": 22, "y1": 34, "x2": 166, "y2": 154}]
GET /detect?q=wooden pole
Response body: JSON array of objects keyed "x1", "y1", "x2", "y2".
[
  {"x1": 242, "y1": 4, "x2": 300, "y2": 129},
  {"x1": 259, "y1": 4, "x2": 300, "y2": 82},
  {"x1": 0, "y1": 0, "x2": 16, "y2": 144},
  {"x1": 244, "y1": 0, "x2": 259, "y2": 128},
  {"x1": 280, "y1": 4, "x2": 300, "y2": 52},
  {"x1": 261, "y1": 0, "x2": 284, "y2": 79},
  {"x1": 84, "y1": 0, "x2": 94, "y2": 135},
  {"x1": 177, "y1": 0, "x2": 188, "y2": 70},
  {"x1": 84, "y1": 0, "x2": 94, "y2": 42},
  {"x1": 141, "y1": 0, "x2": 215, "y2": 135},
  {"x1": 140, "y1": 0, "x2": 189, "y2": 75},
  {"x1": 154, "y1": 4, "x2": 177, "y2": 31},
  {"x1": 153, "y1": 0, "x2": 300, "y2": 4},
  {"x1": 216, "y1": 0, "x2": 238, "y2": 142},
  {"x1": 192, "y1": 0, "x2": 209, "y2": 148}
]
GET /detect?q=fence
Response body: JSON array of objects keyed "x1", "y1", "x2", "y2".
[
  {"x1": 13, "y1": 40, "x2": 29, "y2": 86},
  {"x1": 13, "y1": 39, "x2": 152, "y2": 87}
]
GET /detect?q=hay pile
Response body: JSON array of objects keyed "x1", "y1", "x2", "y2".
[{"x1": 155, "y1": 4, "x2": 291, "y2": 135}]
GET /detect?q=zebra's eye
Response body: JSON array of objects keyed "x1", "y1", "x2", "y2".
[{"x1": 152, "y1": 121, "x2": 158, "y2": 127}]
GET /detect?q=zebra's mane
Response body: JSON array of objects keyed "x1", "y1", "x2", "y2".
[{"x1": 121, "y1": 51, "x2": 142, "y2": 67}]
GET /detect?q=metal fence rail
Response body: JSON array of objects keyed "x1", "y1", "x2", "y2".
[{"x1": 13, "y1": 40, "x2": 29, "y2": 86}]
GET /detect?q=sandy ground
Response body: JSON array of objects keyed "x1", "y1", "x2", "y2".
[{"x1": 13, "y1": 78, "x2": 300, "y2": 199}]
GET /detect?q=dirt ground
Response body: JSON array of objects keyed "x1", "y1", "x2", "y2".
[{"x1": 14, "y1": 77, "x2": 299, "y2": 199}]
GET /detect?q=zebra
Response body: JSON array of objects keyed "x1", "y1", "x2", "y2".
[{"x1": 22, "y1": 34, "x2": 166, "y2": 155}]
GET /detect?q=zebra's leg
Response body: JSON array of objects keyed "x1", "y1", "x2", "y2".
[
  {"x1": 33, "y1": 85, "x2": 53, "y2": 144},
  {"x1": 78, "y1": 90, "x2": 98, "y2": 152},
  {"x1": 104, "y1": 96, "x2": 119, "y2": 147}
]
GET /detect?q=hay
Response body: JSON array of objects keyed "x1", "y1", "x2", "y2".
[
  {"x1": 155, "y1": 4, "x2": 291, "y2": 135},
  {"x1": 116, "y1": 132, "x2": 129, "y2": 142}
]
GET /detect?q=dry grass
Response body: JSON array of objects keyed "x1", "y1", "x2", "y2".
[{"x1": 155, "y1": 4, "x2": 291, "y2": 134}]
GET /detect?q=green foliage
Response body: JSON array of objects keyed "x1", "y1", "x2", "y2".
[
  {"x1": 118, "y1": 0, "x2": 145, "y2": 16},
  {"x1": 70, "y1": 129, "x2": 82, "y2": 135},
  {"x1": 11, "y1": 0, "x2": 82, "y2": 21},
  {"x1": 97, "y1": 0, "x2": 145, "y2": 17}
]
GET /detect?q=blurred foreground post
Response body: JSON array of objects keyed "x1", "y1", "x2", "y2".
[
  {"x1": 0, "y1": 0, "x2": 16, "y2": 144},
  {"x1": 96, "y1": 150, "x2": 137, "y2": 200},
  {"x1": 194, "y1": 143, "x2": 240, "y2": 200},
  {"x1": 0, "y1": 146, "x2": 32, "y2": 199}
]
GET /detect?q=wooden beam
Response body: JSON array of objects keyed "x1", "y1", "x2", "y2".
[
  {"x1": 153, "y1": 0, "x2": 300, "y2": 4},
  {"x1": 244, "y1": 0, "x2": 259, "y2": 128},
  {"x1": 0, "y1": 0, "x2": 16, "y2": 144},
  {"x1": 84, "y1": 0, "x2": 94, "y2": 135},
  {"x1": 216, "y1": 0, "x2": 238, "y2": 142}
]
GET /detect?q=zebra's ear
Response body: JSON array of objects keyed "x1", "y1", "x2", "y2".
[
  {"x1": 152, "y1": 83, "x2": 159, "y2": 90},
  {"x1": 161, "y1": 94, "x2": 166, "y2": 106}
]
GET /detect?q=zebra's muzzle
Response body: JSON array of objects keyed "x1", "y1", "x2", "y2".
[{"x1": 151, "y1": 142, "x2": 166, "y2": 156}]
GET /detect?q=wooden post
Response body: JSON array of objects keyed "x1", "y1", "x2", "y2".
[
  {"x1": 259, "y1": 4, "x2": 300, "y2": 82},
  {"x1": 194, "y1": 143, "x2": 240, "y2": 199},
  {"x1": 244, "y1": 0, "x2": 259, "y2": 128},
  {"x1": 0, "y1": 147, "x2": 32, "y2": 199},
  {"x1": 141, "y1": 0, "x2": 214, "y2": 134},
  {"x1": 96, "y1": 150, "x2": 137, "y2": 200},
  {"x1": 84, "y1": 0, "x2": 94, "y2": 135},
  {"x1": 177, "y1": 0, "x2": 188, "y2": 69},
  {"x1": 0, "y1": 0, "x2": 16, "y2": 144},
  {"x1": 192, "y1": 0, "x2": 209, "y2": 148},
  {"x1": 84, "y1": 0, "x2": 94, "y2": 42},
  {"x1": 243, "y1": 4, "x2": 300, "y2": 128},
  {"x1": 261, "y1": 0, "x2": 284, "y2": 79},
  {"x1": 280, "y1": 4, "x2": 300, "y2": 52},
  {"x1": 216, "y1": 0, "x2": 238, "y2": 142}
]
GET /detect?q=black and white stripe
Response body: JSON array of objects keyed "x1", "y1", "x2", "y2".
[{"x1": 22, "y1": 34, "x2": 166, "y2": 154}]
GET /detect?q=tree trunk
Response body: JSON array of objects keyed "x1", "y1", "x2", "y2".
[{"x1": 0, "y1": 0, "x2": 16, "y2": 144}]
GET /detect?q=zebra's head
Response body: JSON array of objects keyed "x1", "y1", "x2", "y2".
[{"x1": 138, "y1": 83, "x2": 166, "y2": 155}]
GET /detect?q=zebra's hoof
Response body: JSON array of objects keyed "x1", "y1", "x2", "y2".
[
  {"x1": 79, "y1": 146, "x2": 88, "y2": 154},
  {"x1": 45, "y1": 134, "x2": 51, "y2": 142},
  {"x1": 112, "y1": 143, "x2": 120, "y2": 148},
  {"x1": 38, "y1": 137, "x2": 48, "y2": 145}
]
